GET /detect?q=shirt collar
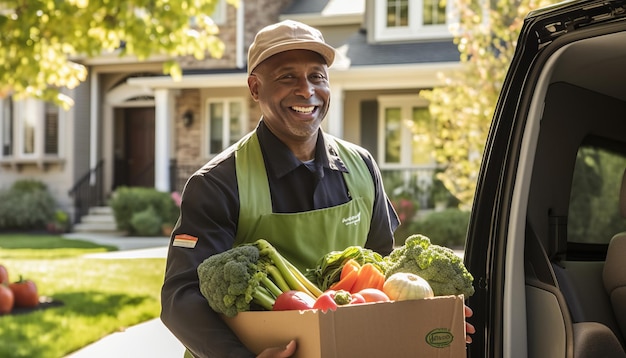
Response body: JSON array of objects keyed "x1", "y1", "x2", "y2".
[{"x1": 257, "y1": 120, "x2": 349, "y2": 179}]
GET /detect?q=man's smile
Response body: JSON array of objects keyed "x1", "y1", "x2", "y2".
[{"x1": 290, "y1": 105, "x2": 316, "y2": 114}]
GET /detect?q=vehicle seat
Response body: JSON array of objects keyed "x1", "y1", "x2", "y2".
[{"x1": 603, "y1": 168, "x2": 626, "y2": 342}]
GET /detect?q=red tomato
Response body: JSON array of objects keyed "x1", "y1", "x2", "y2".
[
  {"x1": 0, "y1": 284, "x2": 14, "y2": 314},
  {"x1": 0, "y1": 265, "x2": 8, "y2": 284},
  {"x1": 272, "y1": 290, "x2": 316, "y2": 311},
  {"x1": 9, "y1": 277, "x2": 39, "y2": 308},
  {"x1": 357, "y1": 288, "x2": 391, "y2": 303}
]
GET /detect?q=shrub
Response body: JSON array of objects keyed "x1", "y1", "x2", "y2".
[
  {"x1": 0, "y1": 180, "x2": 56, "y2": 230},
  {"x1": 47, "y1": 209, "x2": 70, "y2": 233},
  {"x1": 130, "y1": 206, "x2": 163, "y2": 236},
  {"x1": 10, "y1": 179, "x2": 48, "y2": 192},
  {"x1": 401, "y1": 208, "x2": 470, "y2": 248},
  {"x1": 109, "y1": 187, "x2": 179, "y2": 235}
]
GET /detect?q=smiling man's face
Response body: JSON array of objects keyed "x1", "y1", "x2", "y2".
[{"x1": 248, "y1": 49, "x2": 330, "y2": 146}]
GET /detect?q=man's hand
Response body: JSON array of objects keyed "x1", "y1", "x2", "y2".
[
  {"x1": 257, "y1": 340, "x2": 297, "y2": 358},
  {"x1": 465, "y1": 305, "x2": 476, "y2": 344}
]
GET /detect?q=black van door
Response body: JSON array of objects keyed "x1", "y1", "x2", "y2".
[{"x1": 464, "y1": 1, "x2": 626, "y2": 357}]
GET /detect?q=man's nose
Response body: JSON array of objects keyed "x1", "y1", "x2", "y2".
[{"x1": 294, "y1": 77, "x2": 314, "y2": 98}]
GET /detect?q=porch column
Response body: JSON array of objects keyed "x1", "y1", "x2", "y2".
[
  {"x1": 89, "y1": 70, "x2": 99, "y2": 185},
  {"x1": 154, "y1": 88, "x2": 174, "y2": 192},
  {"x1": 326, "y1": 84, "x2": 344, "y2": 138}
]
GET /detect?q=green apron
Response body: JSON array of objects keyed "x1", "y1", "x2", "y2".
[{"x1": 233, "y1": 131, "x2": 374, "y2": 271}]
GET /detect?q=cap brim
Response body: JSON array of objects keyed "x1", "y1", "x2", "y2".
[{"x1": 248, "y1": 41, "x2": 336, "y2": 74}]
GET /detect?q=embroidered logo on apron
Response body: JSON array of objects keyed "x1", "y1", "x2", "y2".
[{"x1": 342, "y1": 212, "x2": 361, "y2": 226}]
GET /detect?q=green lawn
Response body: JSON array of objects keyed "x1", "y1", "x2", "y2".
[{"x1": 0, "y1": 234, "x2": 166, "y2": 358}]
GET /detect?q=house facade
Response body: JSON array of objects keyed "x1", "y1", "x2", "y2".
[{"x1": 0, "y1": 0, "x2": 461, "y2": 224}]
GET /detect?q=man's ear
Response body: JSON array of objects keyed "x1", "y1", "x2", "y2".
[{"x1": 247, "y1": 75, "x2": 259, "y2": 101}]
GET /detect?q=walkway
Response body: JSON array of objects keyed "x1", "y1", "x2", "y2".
[{"x1": 62, "y1": 233, "x2": 186, "y2": 358}]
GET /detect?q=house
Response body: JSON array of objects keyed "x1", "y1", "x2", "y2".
[{"x1": 0, "y1": 0, "x2": 461, "y2": 229}]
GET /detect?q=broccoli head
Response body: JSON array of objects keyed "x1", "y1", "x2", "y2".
[
  {"x1": 197, "y1": 245, "x2": 269, "y2": 317},
  {"x1": 385, "y1": 234, "x2": 475, "y2": 297},
  {"x1": 197, "y1": 239, "x2": 323, "y2": 317}
]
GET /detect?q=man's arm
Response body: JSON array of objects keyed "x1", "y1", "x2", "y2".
[{"x1": 161, "y1": 160, "x2": 255, "y2": 358}]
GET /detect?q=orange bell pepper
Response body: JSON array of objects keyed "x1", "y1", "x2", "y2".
[
  {"x1": 329, "y1": 259, "x2": 360, "y2": 292},
  {"x1": 351, "y1": 263, "x2": 386, "y2": 293}
]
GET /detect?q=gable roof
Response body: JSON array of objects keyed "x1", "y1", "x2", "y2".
[
  {"x1": 341, "y1": 31, "x2": 459, "y2": 66},
  {"x1": 282, "y1": 0, "x2": 362, "y2": 17}
]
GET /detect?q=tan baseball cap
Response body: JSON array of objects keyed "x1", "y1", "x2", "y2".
[{"x1": 247, "y1": 20, "x2": 336, "y2": 75}]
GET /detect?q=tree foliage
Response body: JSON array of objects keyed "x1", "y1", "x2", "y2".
[
  {"x1": 421, "y1": 0, "x2": 557, "y2": 208},
  {"x1": 0, "y1": 0, "x2": 236, "y2": 108}
]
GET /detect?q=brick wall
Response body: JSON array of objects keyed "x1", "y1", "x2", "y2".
[{"x1": 181, "y1": 0, "x2": 293, "y2": 70}]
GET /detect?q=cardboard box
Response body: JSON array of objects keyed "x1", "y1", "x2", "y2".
[{"x1": 223, "y1": 295, "x2": 466, "y2": 358}]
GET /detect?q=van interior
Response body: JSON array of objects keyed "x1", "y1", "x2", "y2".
[{"x1": 513, "y1": 23, "x2": 626, "y2": 357}]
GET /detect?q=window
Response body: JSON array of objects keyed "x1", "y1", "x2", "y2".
[
  {"x1": 375, "y1": 0, "x2": 453, "y2": 42},
  {"x1": 0, "y1": 97, "x2": 63, "y2": 164},
  {"x1": 206, "y1": 98, "x2": 246, "y2": 156},
  {"x1": 44, "y1": 102, "x2": 59, "y2": 155},
  {"x1": 190, "y1": 0, "x2": 227, "y2": 26},
  {"x1": 568, "y1": 144, "x2": 626, "y2": 244},
  {"x1": 210, "y1": 0, "x2": 227, "y2": 25},
  {"x1": 1, "y1": 97, "x2": 12, "y2": 156},
  {"x1": 378, "y1": 95, "x2": 434, "y2": 168}
]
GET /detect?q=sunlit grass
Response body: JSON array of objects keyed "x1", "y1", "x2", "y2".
[{"x1": 0, "y1": 234, "x2": 166, "y2": 358}]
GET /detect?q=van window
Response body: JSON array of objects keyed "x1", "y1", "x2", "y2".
[{"x1": 568, "y1": 145, "x2": 626, "y2": 244}]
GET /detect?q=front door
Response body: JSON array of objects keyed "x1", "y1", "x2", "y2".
[{"x1": 124, "y1": 107, "x2": 155, "y2": 187}]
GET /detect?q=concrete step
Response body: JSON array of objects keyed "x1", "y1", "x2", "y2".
[
  {"x1": 72, "y1": 206, "x2": 123, "y2": 234},
  {"x1": 81, "y1": 214, "x2": 117, "y2": 224},
  {"x1": 89, "y1": 206, "x2": 115, "y2": 215}
]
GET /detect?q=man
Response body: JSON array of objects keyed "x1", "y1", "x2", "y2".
[{"x1": 161, "y1": 20, "x2": 471, "y2": 357}]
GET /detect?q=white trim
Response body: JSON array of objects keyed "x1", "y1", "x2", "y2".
[
  {"x1": 279, "y1": 0, "x2": 364, "y2": 26},
  {"x1": 330, "y1": 62, "x2": 462, "y2": 90},
  {"x1": 106, "y1": 84, "x2": 154, "y2": 105},
  {"x1": 128, "y1": 73, "x2": 248, "y2": 89},
  {"x1": 377, "y1": 94, "x2": 432, "y2": 168},
  {"x1": 0, "y1": 97, "x2": 66, "y2": 167},
  {"x1": 0, "y1": 98, "x2": 10, "y2": 157},
  {"x1": 236, "y1": 0, "x2": 245, "y2": 69},
  {"x1": 103, "y1": 80, "x2": 158, "y2": 194},
  {"x1": 205, "y1": 97, "x2": 248, "y2": 156},
  {"x1": 374, "y1": 0, "x2": 454, "y2": 42},
  {"x1": 126, "y1": 62, "x2": 462, "y2": 91},
  {"x1": 154, "y1": 89, "x2": 174, "y2": 192},
  {"x1": 326, "y1": 84, "x2": 344, "y2": 137},
  {"x1": 209, "y1": 0, "x2": 227, "y2": 25},
  {"x1": 15, "y1": 98, "x2": 44, "y2": 157},
  {"x1": 90, "y1": 70, "x2": 99, "y2": 185}
]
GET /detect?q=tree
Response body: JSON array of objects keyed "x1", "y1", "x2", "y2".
[
  {"x1": 0, "y1": 0, "x2": 235, "y2": 108},
  {"x1": 420, "y1": 0, "x2": 556, "y2": 208}
]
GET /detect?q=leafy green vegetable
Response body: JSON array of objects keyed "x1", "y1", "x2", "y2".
[
  {"x1": 384, "y1": 234, "x2": 475, "y2": 297},
  {"x1": 307, "y1": 245, "x2": 387, "y2": 291},
  {"x1": 197, "y1": 239, "x2": 322, "y2": 317}
]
